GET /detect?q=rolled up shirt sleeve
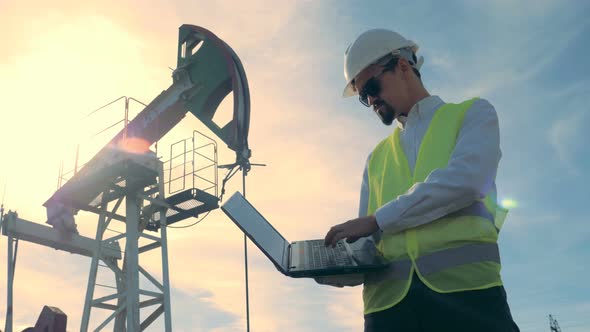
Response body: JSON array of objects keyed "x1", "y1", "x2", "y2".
[{"x1": 373, "y1": 98, "x2": 502, "y2": 234}]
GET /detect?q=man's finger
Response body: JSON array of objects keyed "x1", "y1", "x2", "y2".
[
  {"x1": 324, "y1": 229, "x2": 334, "y2": 246},
  {"x1": 330, "y1": 231, "x2": 348, "y2": 247},
  {"x1": 325, "y1": 230, "x2": 341, "y2": 247},
  {"x1": 324, "y1": 224, "x2": 344, "y2": 246}
]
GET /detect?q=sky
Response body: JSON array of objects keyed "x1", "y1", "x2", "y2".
[{"x1": 0, "y1": 0, "x2": 589, "y2": 331}]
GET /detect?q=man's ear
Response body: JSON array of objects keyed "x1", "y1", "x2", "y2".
[
  {"x1": 398, "y1": 58, "x2": 410, "y2": 72},
  {"x1": 398, "y1": 58, "x2": 414, "y2": 82}
]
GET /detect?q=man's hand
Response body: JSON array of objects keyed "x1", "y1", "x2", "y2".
[{"x1": 324, "y1": 215, "x2": 379, "y2": 247}]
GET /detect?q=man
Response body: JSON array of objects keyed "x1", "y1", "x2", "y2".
[{"x1": 319, "y1": 29, "x2": 520, "y2": 332}]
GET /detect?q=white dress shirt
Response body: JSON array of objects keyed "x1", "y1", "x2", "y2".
[{"x1": 359, "y1": 95, "x2": 502, "y2": 233}]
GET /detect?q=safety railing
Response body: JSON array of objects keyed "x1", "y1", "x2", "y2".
[{"x1": 163, "y1": 130, "x2": 218, "y2": 198}]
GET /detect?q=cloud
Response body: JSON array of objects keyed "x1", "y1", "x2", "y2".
[
  {"x1": 548, "y1": 110, "x2": 588, "y2": 175},
  {"x1": 171, "y1": 0, "x2": 302, "y2": 51},
  {"x1": 418, "y1": 1, "x2": 589, "y2": 101},
  {"x1": 168, "y1": 287, "x2": 240, "y2": 332}
]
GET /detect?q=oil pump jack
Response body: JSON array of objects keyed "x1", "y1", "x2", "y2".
[{"x1": 2, "y1": 24, "x2": 255, "y2": 331}]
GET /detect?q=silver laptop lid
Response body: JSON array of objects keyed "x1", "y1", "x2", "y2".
[{"x1": 221, "y1": 192, "x2": 290, "y2": 272}]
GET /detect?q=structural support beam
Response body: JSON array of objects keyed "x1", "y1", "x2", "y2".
[
  {"x1": 159, "y1": 165, "x2": 173, "y2": 332},
  {"x1": 94, "y1": 304, "x2": 127, "y2": 331},
  {"x1": 126, "y1": 192, "x2": 141, "y2": 331},
  {"x1": 92, "y1": 292, "x2": 126, "y2": 307},
  {"x1": 81, "y1": 194, "x2": 110, "y2": 332},
  {"x1": 140, "y1": 305, "x2": 164, "y2": 331},
  {"x1": 139, "y1": 266, "x2": 164, "y2": 291},
  {"x1": 2, "y1": 214, "x2": 122, "y2": 260},
  {"x1": 5, "y1": 234, "x2": 15, "y2": 332},
  {"x1": 93, "y1": 303, "x2": 119, "y2": 311},
  {"x1": 139, "y1": 241, "x2": 161, "y2": 254},
  {"x1": 140, "y1": 297, "x2": 163, "y2": 309}
]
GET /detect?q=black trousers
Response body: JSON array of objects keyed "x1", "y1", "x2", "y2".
[{"x1": 364, "y1": 274, "x2": 520, "y2": 332}]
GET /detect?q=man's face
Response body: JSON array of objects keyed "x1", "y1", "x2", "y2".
[{"x1": 353, "y1": 61, "x2": 408, "y2": 125}]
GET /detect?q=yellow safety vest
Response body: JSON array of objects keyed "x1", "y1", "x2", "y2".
[{"x1": 363, "y1": 98, "x2": 508, "y2": 315}]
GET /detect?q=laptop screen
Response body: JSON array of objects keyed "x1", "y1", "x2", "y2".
[{"x1": 221, "y1": 192, "x2": 289, "y2": 271}]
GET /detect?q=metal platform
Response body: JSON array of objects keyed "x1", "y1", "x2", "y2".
[{"x1": 145, "y1": 188, "x2": 219, "y2": 231}]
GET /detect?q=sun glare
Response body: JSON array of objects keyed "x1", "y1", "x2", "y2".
[
  {"x1": 116, "y1": 137, "x2": 151, "y2": 154},
  {"x1": 501, "y1": 198, "x2": 518, "y2": 209}
]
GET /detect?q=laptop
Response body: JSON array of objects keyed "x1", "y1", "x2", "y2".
[{"x1": 221, "y1": 191, "x2": 389, "y2": 278}]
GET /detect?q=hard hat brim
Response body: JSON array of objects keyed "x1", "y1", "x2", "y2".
[{"x1": 342, "y1": 81, "x2": 357, "y2": 98}]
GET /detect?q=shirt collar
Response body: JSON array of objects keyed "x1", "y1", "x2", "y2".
[{"x1": 396, "y1": 95, "x2": 445, "y2": 128}]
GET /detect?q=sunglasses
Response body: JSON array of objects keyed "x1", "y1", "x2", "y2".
[{"x1": 358, "y1": 68, "x2": 389, "y2": 107}]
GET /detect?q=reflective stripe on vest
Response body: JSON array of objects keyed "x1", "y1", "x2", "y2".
[
  {"x1": 365, "y1": 242, "x2": 500, "y2": 285},
  {"x1": 417, "y1": 242, "x2": 500, "y2": 275}
]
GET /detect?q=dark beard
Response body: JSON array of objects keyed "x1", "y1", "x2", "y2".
[{"x1": 377, "y1": 102, "x2": 397, "y2": 126}]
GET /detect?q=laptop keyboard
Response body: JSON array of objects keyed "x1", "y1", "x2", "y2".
[{"x1": 306, "y1": 240, "x2": 353, "y2": 269}]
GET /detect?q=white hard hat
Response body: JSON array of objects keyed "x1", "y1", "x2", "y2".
[{"x1": 342, "y1": 29, "x2": 423, "y2": 97}]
